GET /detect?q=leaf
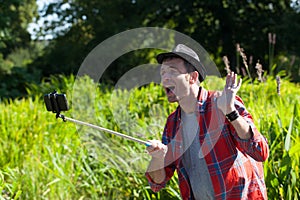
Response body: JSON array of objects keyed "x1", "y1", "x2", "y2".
[
  {"x1": 289, "y1": 143, "x2": 300, "y2": 155},
  {"x1": 290, "y1": 170, "x2": 297, "y2": 187},
  {"x1": 293, "y1": 101, "x2": 298, "y2": 117},
  {"x1": 271, "y1": 177, "x2": 279, "y2": 187},
  {"x1": 285, "y1": 103, "x2": 296, "y2": 151}
]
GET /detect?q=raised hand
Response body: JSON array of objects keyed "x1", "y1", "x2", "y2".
[{"x1": 217, "y1": 72, "x2": 242, "y2": 114}]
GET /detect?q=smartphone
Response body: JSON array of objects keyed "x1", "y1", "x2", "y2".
[{"x1": 44, "y1": 92, "x2": 69, "y2": 113}]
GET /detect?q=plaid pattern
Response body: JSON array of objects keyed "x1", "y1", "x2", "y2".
[{"x1": 146, "y1": 88, "x2": 269, "y2": 200}]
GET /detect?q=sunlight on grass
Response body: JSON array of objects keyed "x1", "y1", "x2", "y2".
[{"x1": 0, "y1": 75, "x2": 299, "y2": 199}]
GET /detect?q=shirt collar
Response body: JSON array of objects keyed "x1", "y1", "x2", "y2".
[{"x1": 173, "y1": 87, "x2": 209, "y2": 123}]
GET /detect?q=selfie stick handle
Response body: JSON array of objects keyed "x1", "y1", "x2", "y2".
[{"x1": 57, "y1": 114, "x2": 151, "y2": 147}]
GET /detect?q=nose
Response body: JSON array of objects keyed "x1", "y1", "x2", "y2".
[{"x1": 161, "y1": 73, "x2": 171, "y2": 84}]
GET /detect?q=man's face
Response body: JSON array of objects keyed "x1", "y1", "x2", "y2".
[{"x1": 160, "y1": 58, "x2": 191, "y2": 103}]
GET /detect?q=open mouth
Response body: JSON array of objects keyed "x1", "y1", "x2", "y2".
[{"x1": 165, "y1": 86, "x2": 175, "y2": 94}]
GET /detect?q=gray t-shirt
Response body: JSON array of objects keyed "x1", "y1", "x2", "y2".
[{"x1": 181, "y1": 111, "x2": 215, "y2": 200}]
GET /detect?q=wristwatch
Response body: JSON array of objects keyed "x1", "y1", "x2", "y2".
[{"x1": 225, "y1": 110, "x2": 239, "y2": 122}]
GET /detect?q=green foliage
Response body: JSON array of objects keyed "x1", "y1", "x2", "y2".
[
  {"x1": 0, "y1": 42, "x2": 47, "y2": 99},
  {"x1": 237, "y1": 77, "x2": 300, "y2": 200},
  {"x1": 1, "y1": 0, "x2": 300, "y2": 99},
  {"x1": 28, "y1": 0, "x2": 300, "y2": 83},
  {"x1": 0, "y1": 75, "x2": 299, "y2": 199},
  {"x1": 0, "y1": 66, "x2": 41, "y2": 99},
  {"x1": 0, "y1": 75, "x2": 178, "y2": 199},
  {"x1": 0, "y1": 0, "x2": 37, "y2": 57},
  {"x1": 0, "y1": 1, "x2": 42, "y2": 99}
]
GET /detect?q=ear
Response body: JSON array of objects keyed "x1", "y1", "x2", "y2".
[{"x1": 189, "y1": 71, "x2": 199, "y2": 84}]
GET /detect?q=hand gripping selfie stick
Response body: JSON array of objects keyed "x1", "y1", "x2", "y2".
[{"x1": 44, "y1": 91, "x2": 151, "y2": 147}]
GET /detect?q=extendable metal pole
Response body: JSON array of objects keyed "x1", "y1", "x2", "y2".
[{"x1": 57, "y1": 114, "x2": 151, "y2": 146}]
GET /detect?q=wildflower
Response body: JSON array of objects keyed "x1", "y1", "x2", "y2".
[
  {"x1": 223, "y1": 56, "x2": 231, "y2": 74},
  {"x1": 276, "y1": 76, "x2": 281, "y2": 96},
  {"x1": 237, "y1": 44, "x2": 251, "y2": 79},
  {"x1": 268, "y1": 33, "x2": 276, "y2": 45},
  {"x1": 255, "y1": 60, "x2": 264, "y2": 82}
]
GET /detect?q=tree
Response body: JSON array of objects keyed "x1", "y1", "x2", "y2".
[
  {"x1": 0, "y1": 0, "x2": 40, "y2": 98},
  {"x1": 31, "y1": 0, "x2": 300, "y2": 81},
  {"x1": 0, "y1": 0, "x2": 38, "y2": 57}
]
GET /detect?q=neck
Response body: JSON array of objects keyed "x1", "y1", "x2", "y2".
[{"x1": 179, "y1": 85, "x2": 199, "y2": 113}]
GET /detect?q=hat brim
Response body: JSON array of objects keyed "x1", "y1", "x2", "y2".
[{"x1": 156, "y1": 52, "x2": 206, "y2": 82}]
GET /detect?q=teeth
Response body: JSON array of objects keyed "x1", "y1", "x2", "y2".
[{"x1": 166, "y1": 86, "x2": 175, "y2": 93}]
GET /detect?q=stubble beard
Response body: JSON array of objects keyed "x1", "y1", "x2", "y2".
[{"x1": 167, "y1": 93, "x2": 178, "y2": 103}]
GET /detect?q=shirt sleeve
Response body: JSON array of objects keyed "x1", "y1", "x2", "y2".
[
  {"x1": 145, "y1": 163, "x2": 176, "y2": 192},
  {"x1": 230, "y1": 96, "x2": 269, "y2": 162},
  {"x1": 145, "y1": 115, "x2": 177, "y2": 192}
]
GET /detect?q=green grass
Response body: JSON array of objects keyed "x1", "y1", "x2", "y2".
[{"x1": 0, "y1": 75, "x2": 299, "y2": 199}]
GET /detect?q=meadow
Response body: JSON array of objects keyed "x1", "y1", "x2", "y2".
[{"x1": 0, "y1": 74, "x2": 299, "y2": 199}]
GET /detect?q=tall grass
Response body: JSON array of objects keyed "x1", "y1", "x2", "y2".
[
  {"x1": 238, "y1": 77, "x2": 300, "y2": 199},
  {"x1": 0, "y1": 75, "x2": 299, "y2": 199}
]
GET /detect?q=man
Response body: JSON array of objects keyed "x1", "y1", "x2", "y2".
[{"x1": 145, "y1": 44, "x2": 269, "y2": 200}]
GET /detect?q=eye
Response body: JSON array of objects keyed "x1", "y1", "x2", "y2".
[{"x1": 169, "y1": 68, "x2": 181, "y2": 75}]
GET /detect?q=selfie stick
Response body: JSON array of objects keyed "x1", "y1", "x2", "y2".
[
  {"x1": 56, "y1": 113, "x2": 151, "y2": 147},
  {"x1": 44, "y1": 91, "x2": 151, "y2": 147}
]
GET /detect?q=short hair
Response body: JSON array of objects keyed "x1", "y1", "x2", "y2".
[{"x1": 183, "y1": 60, "x2": 197, "y2": 73}]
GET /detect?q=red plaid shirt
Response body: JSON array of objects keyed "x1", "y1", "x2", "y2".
[{"x1": 146, "y1": 88, "x2": 269, "y2": 200}]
